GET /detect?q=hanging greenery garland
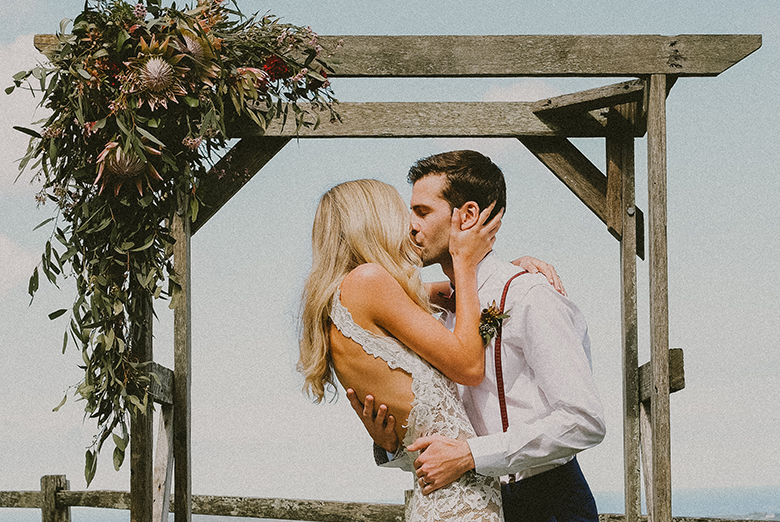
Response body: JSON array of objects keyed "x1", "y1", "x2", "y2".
[{"x1": 8, "y1": 0, "x2": 339, "y2": 484}]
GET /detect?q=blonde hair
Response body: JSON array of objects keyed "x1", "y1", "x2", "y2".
[{"x1": 298, "y1": 179, "x2": 431, "y2": 402}]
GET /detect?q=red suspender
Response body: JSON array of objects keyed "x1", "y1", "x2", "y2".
[{"x1": 494, "y1": 271, "x2": 527, "y2": 433}]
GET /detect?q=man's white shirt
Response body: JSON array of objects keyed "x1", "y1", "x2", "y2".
[{"x1": 447, "y1": 252, "x2": 606, "y2": 480}]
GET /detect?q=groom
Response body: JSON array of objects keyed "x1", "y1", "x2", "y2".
[{"x1": 348, "y1": 150, "x2": 606, "y2": 522}]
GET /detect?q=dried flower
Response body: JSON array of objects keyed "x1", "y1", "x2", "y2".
[
  {"x1": 133, "y1": 3, "x2": 147, "y2": 19},
  {"x1": 182, "y1": 136, "x2": 203, "y2": 150},
  {"x1": 479, "y1": 300, "x2": 510, "y2": 344}
]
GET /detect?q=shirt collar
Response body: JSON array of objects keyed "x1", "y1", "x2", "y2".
[
  {"x1": 446, "y1": 251, "x2": 501, "y2": 296},
  {"x1": 476, "y1": 251, "x2": 502, "y2": 291}
]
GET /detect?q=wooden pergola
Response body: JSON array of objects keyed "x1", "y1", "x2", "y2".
[{"x1": 34, "y1": 33, "x2": 761, "y2": 522}]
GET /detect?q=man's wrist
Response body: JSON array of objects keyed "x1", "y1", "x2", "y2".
[{"x1": 461, "y1": 440, "x2": 476, "y2": 473}]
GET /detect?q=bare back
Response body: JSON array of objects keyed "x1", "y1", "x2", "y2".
[{"x1": 330, "y1": 322, "x2": 414, "y2": 445}]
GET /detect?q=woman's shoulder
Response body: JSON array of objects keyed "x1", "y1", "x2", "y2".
[
  {"x1": 339, "y1": 263, "x2": 411, "y2": 328},
  {"x1": 343, "y1": 262, "x2": 395, "y2": 287},
  {"x1": 341, "y1": 263, "x2": 401, "y2": 302}
]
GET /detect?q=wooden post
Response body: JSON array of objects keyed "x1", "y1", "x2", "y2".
[
  {"x1": 608, "y1": 104, "x2": 641, "y2": 522},
  {"x1": 172, "y1": 201, "x2": 193, "y2": 522},
  {"x1": 646, "y1": 73, "x2": 672, "y2": 522},
  {"x1": 153, "y1": 404, "x2": 174, "y2": 522},
  {"x1": 130, "y1": 294, "x2": 154, "y2": 522},
  {"x1": 41, "y1": 475, "x2": 70, "y2": 522}
]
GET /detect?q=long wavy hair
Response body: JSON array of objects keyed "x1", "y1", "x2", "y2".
[{"x1": 298, "y1": 179, "x2": 432, "y2": 402}]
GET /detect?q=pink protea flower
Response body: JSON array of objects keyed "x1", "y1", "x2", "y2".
[{"x1": 95, "y1": 141, "x2": 163, "y2": 196}]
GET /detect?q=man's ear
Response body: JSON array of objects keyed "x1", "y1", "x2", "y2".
[{"x1": 458, "y1": 201, "x2": 480, "y2": 229}]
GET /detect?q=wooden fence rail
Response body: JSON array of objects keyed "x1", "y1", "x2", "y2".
[{"x1": 0, "y1": 475, "x2": 771, "y2": 522}]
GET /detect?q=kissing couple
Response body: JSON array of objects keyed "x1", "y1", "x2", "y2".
[{"x1": 299, "y1": 150, "x2": 606, "y2": 522}]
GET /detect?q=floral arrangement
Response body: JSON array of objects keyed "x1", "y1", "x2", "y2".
[
  {"x1": 479, "y1": 301, "x2": 510, "y2": 344},
  {"x1": 8, "y1": 0, "x2": 338, "y2": 484}
]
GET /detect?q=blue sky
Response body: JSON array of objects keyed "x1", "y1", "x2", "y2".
[{"x1": 0, "y1": 0, "x2": 778, "y2": 514}]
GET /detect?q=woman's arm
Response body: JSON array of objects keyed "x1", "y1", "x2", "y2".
[
  {"x1": 340, "y1": 205, "x2": 500, "y2": 386},
  {"x1": 425, "y1": 256, "x2": 566, "y2": 304}
]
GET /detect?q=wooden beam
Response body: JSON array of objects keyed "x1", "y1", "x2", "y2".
[
  {"x1": 172, "y1": 206, "x2": 192, "y2": 522},
  {"x1": 33, "y1": 34, "x2": 760, "y2": 78},
  {"x1": 147, "y1": 362, "x2": 173, "y2": 405},
  {"x1": 152, "y1": 404, "x2": 174, "y2": 522},
  {"x1": 638, "y1": 349, "x2": 685, "y2": 404},
  {"x1": 647, "y1": 73, "x2": 672, "y2": 522},
  {"x1": 532, "y1": 80, "x2": 647, "y2": 139},
  {"x1": 533, "y1": 79, "x2": 646, "y2": 114},
  {"x1": 237, "y1": 102, "x2": 646, "y2": 139},
  {"x1": 41, "y1": 476, "x2": 70, "y2": 522},
  {"x1": 129, "y1": 295, "x2": 154, "y2": 522},
  {"x1": 0, "y1": 491, "x2": 41, "y2": 509},
  {"x1": 611, "y1": 102, "x2": 641, "y2": 522},
  {"x1": 316, "y1": 35, "x2": 761, "y2": 77},
  {"x1": 191, "y1": 137, "x2": 290, "y2": 235}
]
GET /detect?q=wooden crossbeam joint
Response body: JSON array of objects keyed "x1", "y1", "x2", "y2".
[
  {"x1": 148, "y1": 362, "x2": 174, "y2": 405},
  {"x1": 638, "y1": 348, "x2": 685, "y2": 404}
]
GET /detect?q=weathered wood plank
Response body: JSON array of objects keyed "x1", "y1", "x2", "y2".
[
  {"x1": 640, "y1": 401, "x2": 654, "y2": 522},
  {"x1": 172, "y1": 207, "x2": 193, "y2": 522},
  {"x1": 44, "y1": 488, "x2": 772, "y2": 522},
  {"x1": 191, "y1": 137, "x2": 291, "y2": 235},
  {"x1": 638, "y1": 349, "x2": 685, "y2": 404},
  {"x1": 34, "y1": 34, "x2": 760, "y2": 77},
  {"x1": 148, "y1": 362, "x2": 173, "y2": 405},
  {"x1": 610, "y1": 103, "x2": 641, "y2": 522},
  {"x1": 647, "y1": 73, "x2": 672, "y2": 522},
  {"x1": 183, "y1": 495, "x2": 404, "y2": 522},
  {"x1": 316, "y1": 35, "x2": 761, "y2": 77},
  {"x1": 0, "y1": 491, "x2": 41, "y2": 508},
  {"x1": 239, "y1": 102, "x2": 643, "y2": 139},
  {"x1": 534, "y1": 79, "x2": 646, "y2": 114},
  {"x1": 41, "y1": 475, "x2": 70, "y2": 522},
  {"x1": 129, "y1": 295, "x2": 154, "y2": 522},
  {"x1": 58, "y1": 490, "x2": 131, "y2": 509},
  {"x1": 153, "y1": 404, "x2": 174, "y2": 522}
]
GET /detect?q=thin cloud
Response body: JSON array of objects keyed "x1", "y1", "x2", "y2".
[
  {"x1": 482, "y1": 79, "x2": 561, "y2": 102},
  {"x1": 0, "y1": 234, "x2": 38, "y2": 297},
  {"x1": 1, "y1": 34, "x2": 51, "y2": 195}
]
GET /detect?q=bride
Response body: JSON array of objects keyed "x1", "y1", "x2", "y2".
[{"x1": 298, "y1": 178, "x2": 504, "y2": 521}]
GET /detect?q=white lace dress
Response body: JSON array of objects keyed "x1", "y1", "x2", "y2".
[{"x1": 331, "y1": 290, "x2": 503, "y2": 522}]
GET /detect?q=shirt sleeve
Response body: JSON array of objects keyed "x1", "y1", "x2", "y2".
[
  {"x1": 467, "y1": 283, "x2": 606, "y2": 477},
  {"x1": 373, "y1": 442, "x2": 414, "y2": 472}
]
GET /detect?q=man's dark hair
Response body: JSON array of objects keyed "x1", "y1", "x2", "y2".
[{"x1": 407, "y1": 150, "x2": 506, "y2": 220}]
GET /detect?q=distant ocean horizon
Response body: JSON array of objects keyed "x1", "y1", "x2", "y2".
[{"x1": 2, "y1": 485, "x2": 779, "y2": 521}]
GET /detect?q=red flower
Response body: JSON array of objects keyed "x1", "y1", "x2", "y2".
[
  {"x1": 262, "y1": 55, "x2": 291, "y2": 81},
  {"x1": 308, "y1": 69, "x2": 329, "y2": 91}
]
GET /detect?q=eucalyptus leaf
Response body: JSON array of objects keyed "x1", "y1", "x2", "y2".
[
  {"x1": 33, "y1": 217, "x2": 55, "y2": 231},
  {"x1": 28, "y1": 267, "x2": 39, "y2": 298},
  {"x1": 85, "y1": 449, "x2": 97, "y2": 486},
  {"x1": 48, "y1": 308, "x2": 68, "y2": 320},
  {"x1": 52, "y1": 393, "x2": 67, "y2": 412},
  {"x1": 136, "y1": 126, "x2": 165, "y2": 148},
  {"x1": 13, "y1": 126, "x2": 42, "y2": 139}
]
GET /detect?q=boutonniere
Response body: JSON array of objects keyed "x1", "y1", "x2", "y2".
[{"x1": 479, "y1": 300, "x2": 510, "y2": 344}]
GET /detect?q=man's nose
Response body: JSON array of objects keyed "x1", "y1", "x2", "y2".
[{"x1": 410, "y1": 219, "x2": 420, "y2": 235}]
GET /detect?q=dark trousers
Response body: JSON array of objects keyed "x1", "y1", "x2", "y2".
[{"x1": 501, "y1": 457, "x2": 598, "y2": 522}]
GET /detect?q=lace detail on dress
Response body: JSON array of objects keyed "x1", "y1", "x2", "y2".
[{"x1": 331, "y1": 289, "x2": 503, "y2": 522}]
